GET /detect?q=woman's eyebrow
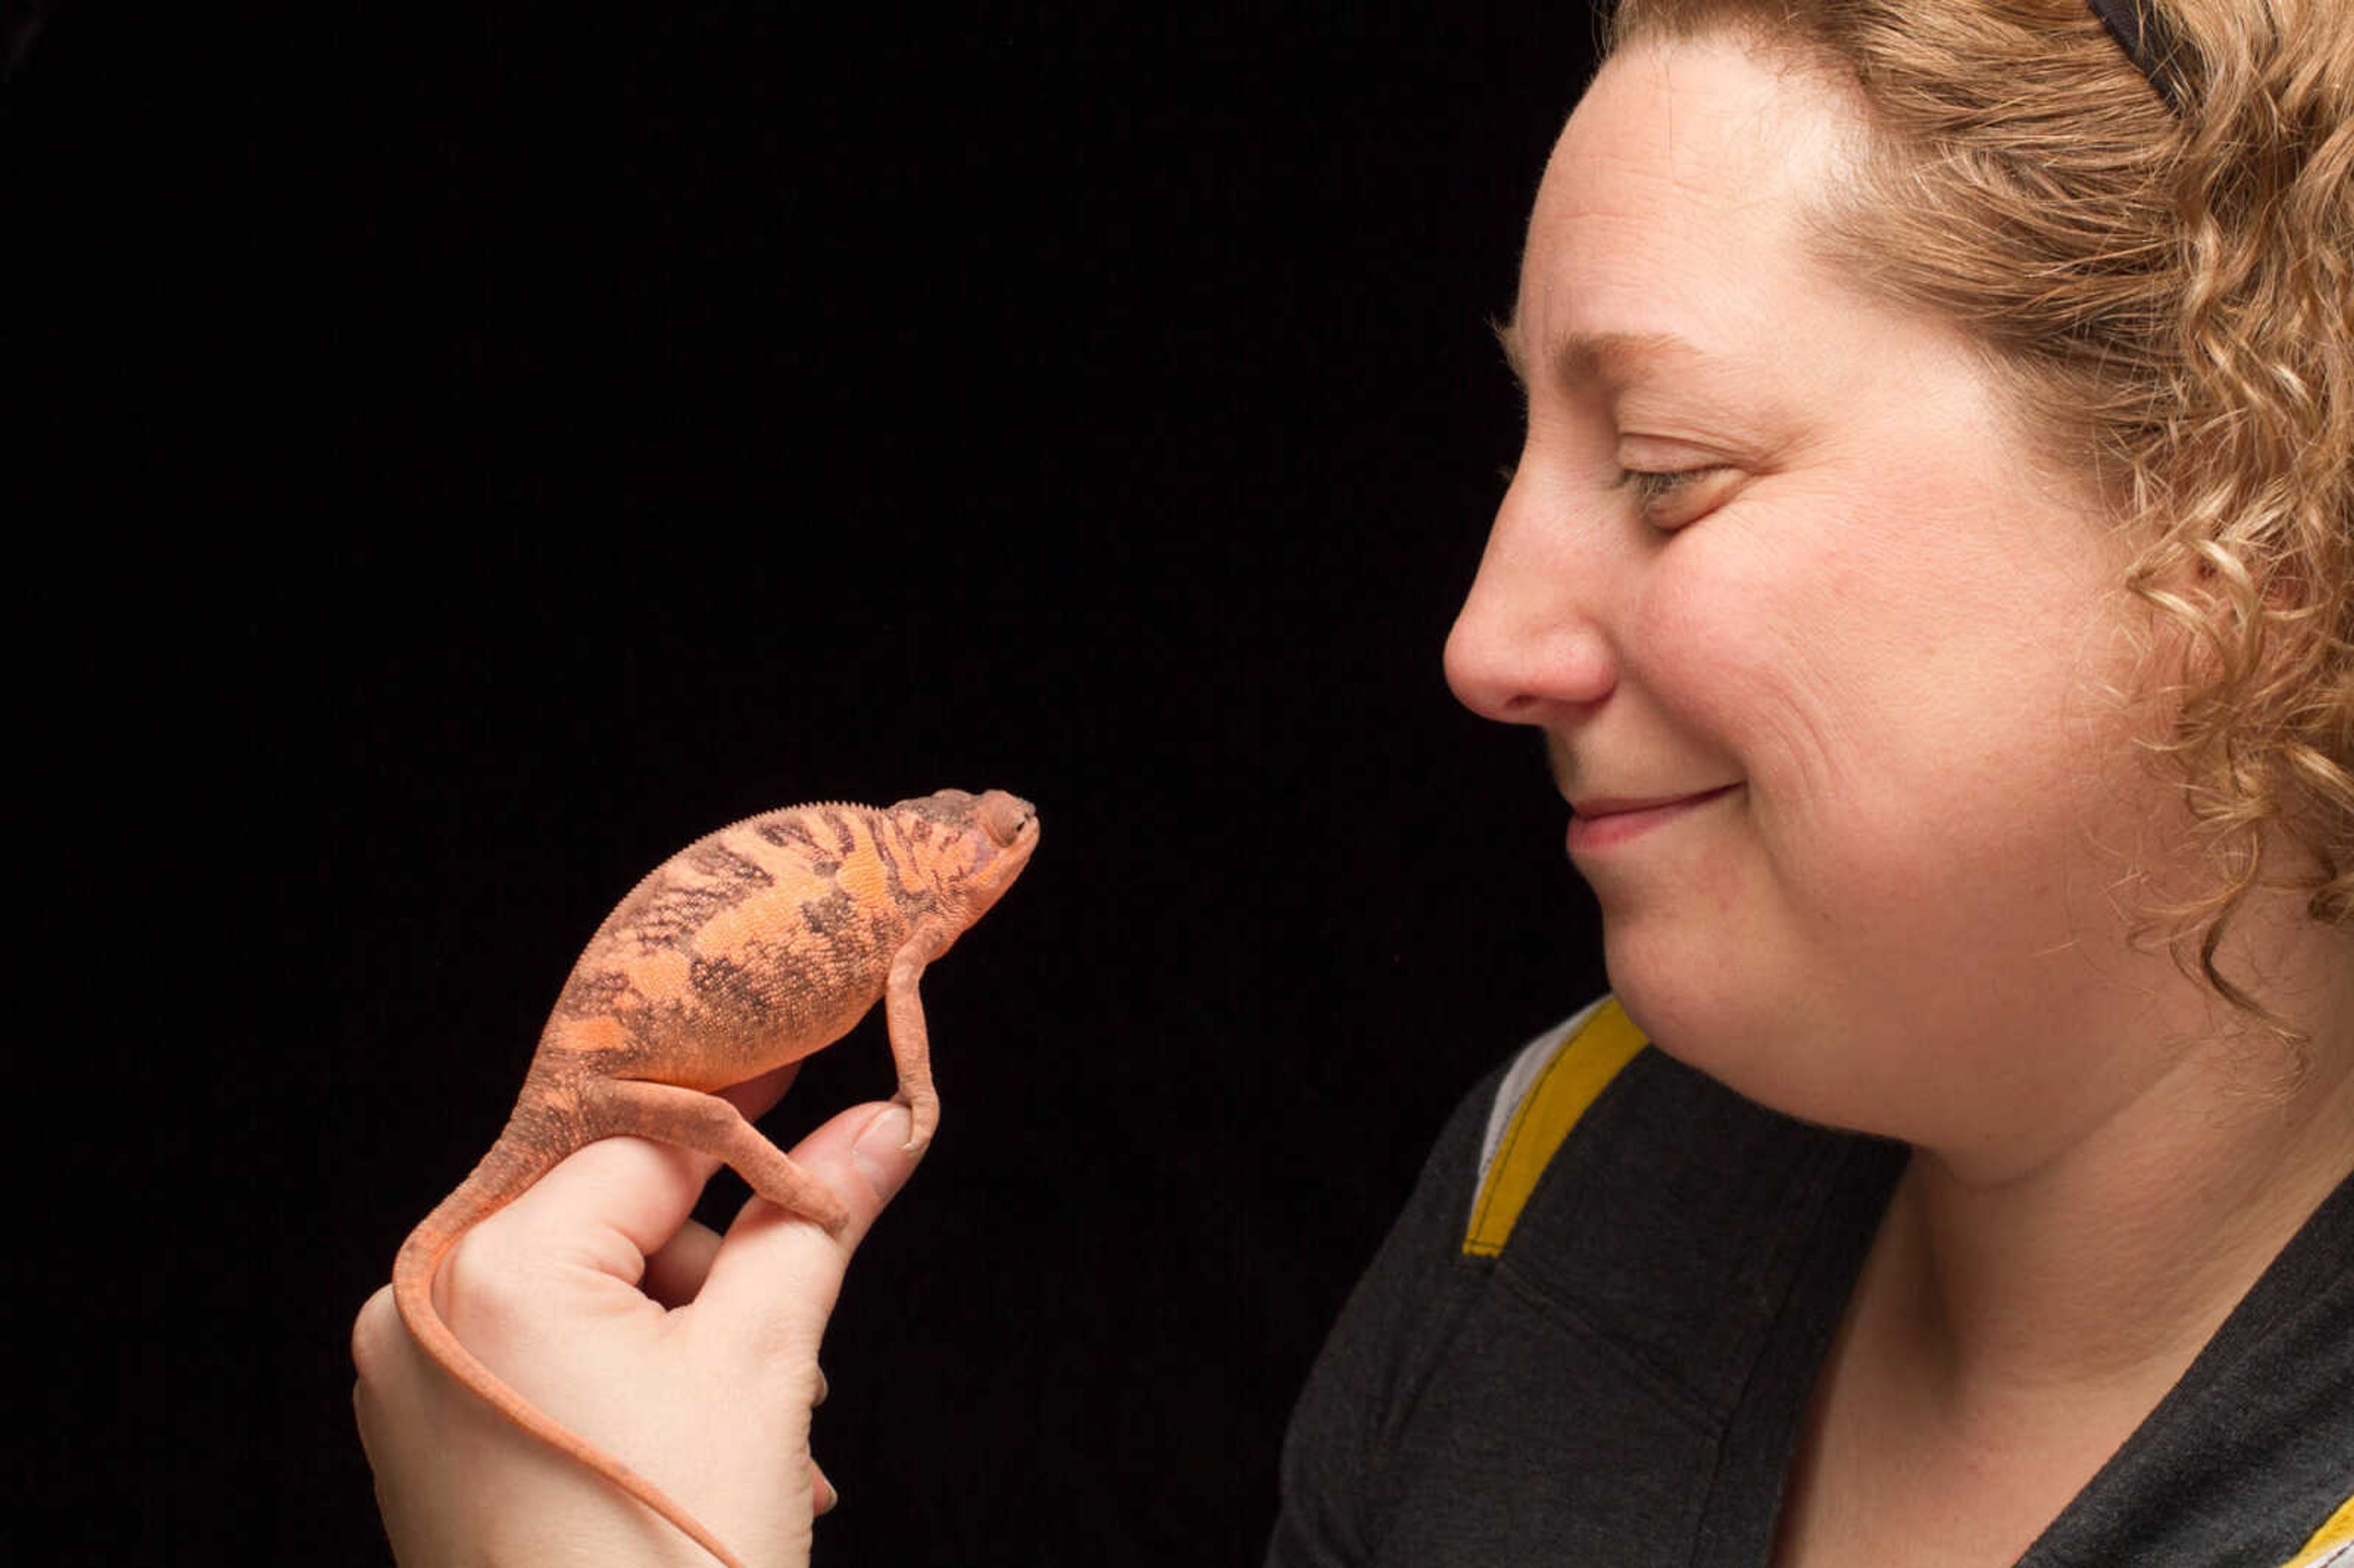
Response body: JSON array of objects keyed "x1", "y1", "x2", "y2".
[{"x1": 1491, "y1": 318, "x2": 1705, "y2": 390}]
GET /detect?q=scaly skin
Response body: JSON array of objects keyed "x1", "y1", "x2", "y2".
[{"x1": 392, "y1": 788, "x2": 1038, "y2": 1568}]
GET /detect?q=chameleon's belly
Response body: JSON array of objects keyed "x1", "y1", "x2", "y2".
[{"x1": 546, "y1": 869, "x2": 904, "y2": 1090}]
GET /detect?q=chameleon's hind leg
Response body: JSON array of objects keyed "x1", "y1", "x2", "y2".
[{"x1": 581, "y1": 1079, "x2": 851, "y2": 1235}]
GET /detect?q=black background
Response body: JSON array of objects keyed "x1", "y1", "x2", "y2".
[{"x1": 13, "y1": 5, "x2": 1610, "y2": 1562}]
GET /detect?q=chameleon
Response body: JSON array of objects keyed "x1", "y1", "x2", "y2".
[{"x1": 392, "y1": 786, "x2": 1040, "y2": 1568}]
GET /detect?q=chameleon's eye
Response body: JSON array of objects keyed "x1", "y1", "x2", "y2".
[{"x1": 977, "y1": 791, "x2": 1034, "y2": 847}]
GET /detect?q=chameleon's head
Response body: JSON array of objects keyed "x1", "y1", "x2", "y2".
[{"x1": 894, "y1": 787, "x2": 1041, "y2": 919}]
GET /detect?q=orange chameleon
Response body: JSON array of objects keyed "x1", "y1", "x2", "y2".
[{"x1": 392, "y1": 788, "x2": 1039, "y2": 1568}]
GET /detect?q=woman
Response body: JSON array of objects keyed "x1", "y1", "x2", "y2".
[
  {"x1": 353, "y1": 2, "x2": 2353, "y2": 1563},
  {"x1": 1280, "y1": 1, "x2": 2352, "y2": 1562}
]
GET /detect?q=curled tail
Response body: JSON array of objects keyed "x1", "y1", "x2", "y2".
[{"x1": 392, "y1": 1132, "x2": 750, "y2": 1568}]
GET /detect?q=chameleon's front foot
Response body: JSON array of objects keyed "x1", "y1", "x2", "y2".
[{"x1": 896, "y1": 1086, "x2": 940, "y2": 1154}]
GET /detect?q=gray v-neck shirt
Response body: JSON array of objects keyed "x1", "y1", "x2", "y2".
[{"x1": 1268, "y1": 1045, "x2": 2352, "y2": 1567}]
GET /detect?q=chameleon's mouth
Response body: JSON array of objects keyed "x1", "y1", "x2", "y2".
[{"x1": 995, "y1": 808, "x2": 1042, "y2": 892}]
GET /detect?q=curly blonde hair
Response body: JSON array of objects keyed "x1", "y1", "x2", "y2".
[{"x1": 1604, "y1": 0, "x2": 2354, "y2": 1037}]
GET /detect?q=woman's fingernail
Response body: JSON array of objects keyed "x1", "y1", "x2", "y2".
[{"x1": 851, "y1": 1106, "x2": 916, "y2": 1193}]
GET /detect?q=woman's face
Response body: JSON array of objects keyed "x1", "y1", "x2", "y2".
[{"x1": 1446, "y1": 37, "x2": 2176, "y2": 1151}]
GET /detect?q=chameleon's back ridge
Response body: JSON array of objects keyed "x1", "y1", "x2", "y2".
[{"x1": 392, "y1": 787, "x2": 1038, "y2": 1568}]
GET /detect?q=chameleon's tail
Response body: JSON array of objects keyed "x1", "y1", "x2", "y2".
[{"x1": 392, "y1": 1133, "x2": 752, "y2": 1568}]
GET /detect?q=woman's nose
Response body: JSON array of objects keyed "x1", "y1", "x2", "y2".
[{"x1": 1443, "y1": 480, "x2": 1620, "y2": 725}]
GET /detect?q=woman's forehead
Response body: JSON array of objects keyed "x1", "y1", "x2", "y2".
[
  {"x1": 1513, "y1": 37, "x2": 1862, "y2": 351},
  {"x1": 1563, "y1": 32, "x2": 1860, "y2": 172}
]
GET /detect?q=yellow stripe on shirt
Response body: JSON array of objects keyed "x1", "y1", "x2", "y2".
[
  {"x1": 2280, "y1": 1493, "x2": 2354, "y2": 1568},
  {"x1": 1463, "y1": 997, "x2": 1650, "y2": 1257}
]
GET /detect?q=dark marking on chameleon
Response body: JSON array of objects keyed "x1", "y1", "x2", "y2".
[
  {"x1": 818, "y1": 807, "x2": 859, "y2": 859},
  {"x1": 800, "y1": 887, "x2": 857, "y2": 941},
  {"x1": 614, "y1": 877, "x2": 756, "y2": 954},
  {"x1": 683, "y1": 952, "x2": 776, "y2": 1035},
  {"x1": 872, "y1": 826, "x2": 916, "y2": 906},
  {"x1": 551, "y1": 965, "x2": 638, "y2": 1022},
  {"x1": 685, "y1": 841, "x2": 775, "y2": 891},
  {"x1": 881, "y1": 820, "x2": 943, "y2": 912},
  {"x1": 756, "y1": 816, "x2": 836, "y2": 873}
]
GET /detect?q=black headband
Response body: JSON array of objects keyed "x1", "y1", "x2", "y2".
[{"x1": 2085, "y1": 0, "x2": 2187, "y2": 113}]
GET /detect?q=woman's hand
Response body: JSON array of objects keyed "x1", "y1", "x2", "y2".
[{"x1": 351, "y1": 1066, "x2": 922, "y2": 1567}]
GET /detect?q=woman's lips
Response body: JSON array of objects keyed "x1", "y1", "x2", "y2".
[{"x1": 1566, "y1": 783, "x2": 1740, "y2": 853}]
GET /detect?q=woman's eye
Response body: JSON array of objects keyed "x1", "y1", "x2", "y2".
[{"x1": 1613, "y1": 465, "x2": 1727, "y2": 527}]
